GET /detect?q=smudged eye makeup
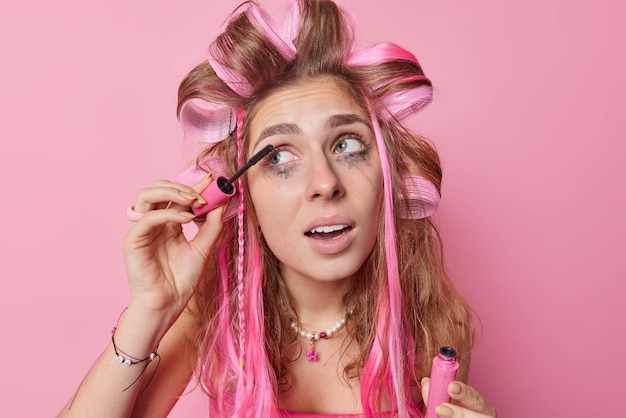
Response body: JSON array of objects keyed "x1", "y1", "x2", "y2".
[
  {"x1": 334, "y1": 136, "x2": 365, "y2": 154},
  {"x1": 268, "y1": 147, "x2": 297, "y2": 166},
  {"x1": 262, "y1": 133, "x2": 367, "y2": 168}
]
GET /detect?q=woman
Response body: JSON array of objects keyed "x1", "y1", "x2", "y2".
[{"x1": 60, "y1": 1, "x2": 497, "y2": 417}]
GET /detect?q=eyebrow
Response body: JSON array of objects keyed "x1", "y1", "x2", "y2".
[
  {"x1": 257, "y1": 123, "x2": 302, "y2": 145},
  {"x1": 327, "y1": 113, "x2": 369, "y2": 128},
  {"x1": 253, "y1": 113, "x2": 369, "y2": 150}
]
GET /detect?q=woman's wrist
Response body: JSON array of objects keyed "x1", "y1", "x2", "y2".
[{"x1": 111, "y1": 305, "x2": 181, "y2": 358}]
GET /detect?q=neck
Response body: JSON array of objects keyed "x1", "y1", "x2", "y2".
[{"x1": 280, "y1": 267, "x2": 354, "y2": 328}]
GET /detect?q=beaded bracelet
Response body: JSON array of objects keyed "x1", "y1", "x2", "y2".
[
  {"x1": 111, "y1": 330, "x2": 158, "y2": 366},
  {"x1": 111, "y1": 309, "x2": 161, "y2": 394}
]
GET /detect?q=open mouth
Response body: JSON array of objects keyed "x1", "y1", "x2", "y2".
[{"x1": 305, "y1": 224, "x2": 352, "y2": 240}]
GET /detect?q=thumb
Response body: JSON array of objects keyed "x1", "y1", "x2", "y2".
[
  {"x1": 189, "y1": 204, "x2": 225, "y2": 258},
  {"x1": 421, "y1": 377, "x2": 430, "y2": 405}
]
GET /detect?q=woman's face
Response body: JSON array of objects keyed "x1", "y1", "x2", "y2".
[{"x1": 246, "y1": 77, "x2": 383, "y2": 285}]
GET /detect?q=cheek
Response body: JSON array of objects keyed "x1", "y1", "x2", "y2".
[
  {"x1": 365, "y1": 169, "x2": 384, "y2": 230},
  {"x1": 249, "y1": 178, "x2": 299, "y2": 230},
  {"x1": 360, "y1": 162, "x2": 384, "y2": 205}
]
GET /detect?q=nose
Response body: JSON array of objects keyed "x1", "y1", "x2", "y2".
[{"x1": 306, "y1": 155, "x2": 345, "y2": 201}]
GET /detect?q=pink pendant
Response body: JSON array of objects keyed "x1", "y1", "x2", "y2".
[{"x1": 306, "y1": 345, "x2": 318, "y2": 362}]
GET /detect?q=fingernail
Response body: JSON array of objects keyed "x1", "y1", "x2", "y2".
[
  {"x1": 179, "y1": 211, "x2": 196, "y2": 219},
  {"x1": 421, "y1": 377, "x2": 429, "y2": 387},
  {"x1": 435, "y1": 405, "x2": 454, "y2": 418},
  {"x1": 180, "y1": 191, "x2": 197, "y2": 200},
  {"x1": 180, "y1": 190, "x2": 207, "y2": 205},
  {"x1": 450, "y1": 382, "x2": 462, "y2": 395}
]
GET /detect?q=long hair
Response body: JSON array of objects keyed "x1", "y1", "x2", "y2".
[{"x1": 177, "y1": 1, "x2": 473, "y2": 416}]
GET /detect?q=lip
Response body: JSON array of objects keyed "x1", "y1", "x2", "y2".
[{"x1": 304, "y1": 216, "x2": 356, "y2": 255}]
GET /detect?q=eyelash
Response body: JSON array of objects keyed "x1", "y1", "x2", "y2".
[
  {"x1": 263, "y1": 133, "x2": 367, "y2": 167},
  {"x1": 334, "y1": 134, "x2": 365, "y2": 153},
  {"x1": 264, "y1": 146, "x2": 294, "y2": 167}
]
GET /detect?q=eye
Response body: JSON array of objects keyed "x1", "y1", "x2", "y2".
[
  {"x1": 268, "y1": 148, "x2": 296, "y2": 166},
  {"x1": 334, "y1": 136, "x2": 364, "y2": 153}
]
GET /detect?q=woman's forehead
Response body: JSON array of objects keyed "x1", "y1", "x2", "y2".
[{"x1": 249, "y1": 77, "x2": 365, "y2": 126}]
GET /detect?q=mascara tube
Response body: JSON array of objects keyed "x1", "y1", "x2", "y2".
[
  {"x1": 425, "y1": 346, "x2": 459, "y2": 418},
  {"x1": 192, "y1": 144, "x2": 273, "y2": 217}
]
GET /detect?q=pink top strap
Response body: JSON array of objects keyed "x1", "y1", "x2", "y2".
[{"x1": 280, "y1": 412, "x2": 397, "y2": 418}]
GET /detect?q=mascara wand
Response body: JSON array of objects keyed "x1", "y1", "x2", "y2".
[{"x1": 193, "y1": 144, "x2": 274, "y2": 216}]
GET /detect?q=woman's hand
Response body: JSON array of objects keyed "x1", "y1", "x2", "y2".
[
  {"x1": 421, "y1": 378, "x2": 497, "y2": 418},
  {"x1": 122, "y1": 175, "x2": 223, "y2": 316}
]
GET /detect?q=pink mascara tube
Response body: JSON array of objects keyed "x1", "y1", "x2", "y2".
[
  {"x1": 425, "y1": 346, "x2": 459, "y2": 418},
  {"x1": 192, "y1": 144, "x2": 273, "y2": 217}
]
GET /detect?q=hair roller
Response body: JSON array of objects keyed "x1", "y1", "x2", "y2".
[
  {"x1": 178, "y1": 97, "x2": 237, "y2": 144},
  {"x1": 380, "y1": 79, "x2": 432, "y2": 121},
  {"x1": 206, "y1": 3, "x2": 296, "y2": 98},
  {"x1": 282, "y1": 0, "x2": 301, "y2": 43},
  {"x1": 207, "y1": 54, "x2": 255, "y2": 97},
  {"x1": 346, "y1": 42, "x2": 433, "y2": 121},
  {"x1": 247, "y1": 5, "x2": 297, "y2": 60},
  {"x1": 398, "y1": 173, "x2": 440, "y2": 219}
]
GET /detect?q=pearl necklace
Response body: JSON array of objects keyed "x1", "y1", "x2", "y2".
[{"x1": 289, "y1": 309, "x2": 354, "y2": 362}]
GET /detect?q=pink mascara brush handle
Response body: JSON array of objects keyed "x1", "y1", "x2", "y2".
[{"x1": 192, "y1": 176, "x2": 235, "y2": 217}]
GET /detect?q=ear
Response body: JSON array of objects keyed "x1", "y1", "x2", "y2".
[
  {"x1": 178, "y1": 97, "x2": 237, "y2": 144},
  {"x1": 397, "y1": 173, "x2": 440, "y2": 219}
]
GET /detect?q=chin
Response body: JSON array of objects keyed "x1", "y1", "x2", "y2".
[{"x1": 298, "y1": 260, "x2": 365, "y2": 283}]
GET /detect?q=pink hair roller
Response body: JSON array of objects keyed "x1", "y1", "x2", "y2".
[
  {"x1": 281, "y1": 0, "x2": 301, "y2": 43},
  {"x1": 398, "y1": 173, "x2": 440, "y2": 219},
  {"x1": 347, "y1": 42, "x2": 421, "y2": 66},
  {"x1": 381, "y1": 82, "x2": 432, "y2": 121},
  {"x1": 207, "y1": 56, "x2": 255, "y2": 98},
  {"x1": 247, "y1": 5, "x2": 297, "y2": 61},
  {"x1": 178, "y1": 98, "x2": 237, "y2": 144},
  {"x1": 346, "y1": 42, "x2": 433, "y2": 121},
  {"x1": 207, "y1": 3, "x2": 297, "y2": 98}
]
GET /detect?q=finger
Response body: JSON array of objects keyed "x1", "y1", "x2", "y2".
[
  {"x1": 154, "y1": 178, "x2": 205, "y2": 193},
  {"x1": 434, "y1": 403, "x2": 495, "y2": 418},
  {"x1": 133, "y1": 185, "x2": 207, "y2": 213},
  {"x1": 447, "y1": 382, "x2": 496, "y2": 416},
  {"x1": 420, "y1": 377, "x2": 430, "y2": 406},
  {"x1": 179, "y1": 173, "x2": 216, "y2": 222},
  {"x1": 126, "y1": 208, "x2": 197, "y2": 238},
  {"x1": 159, "y1": 174, "x2": 214, "y2": 215},
  {"x1": 189, "y1": 172, "x2": 214, "y2": 194},
  {"x1": 188, "y1": 204, "x2": 226, "y2": 259}
]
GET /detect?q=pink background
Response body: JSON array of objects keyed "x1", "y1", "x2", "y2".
[{"x1": 1, "y1": 0, "x2": 624, "y2": 416}]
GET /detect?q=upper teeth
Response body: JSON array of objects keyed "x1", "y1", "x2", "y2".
[{"x1": 309, "y1": 225, "x2": 348, "y2": 234}]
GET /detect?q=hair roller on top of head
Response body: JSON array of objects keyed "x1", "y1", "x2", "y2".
[
  {"x1": 347, "y1": 42, "x2": 433, "y2": 121},
  {"x1": 247, "y1": 5, "x2": 297, "y2": 60},
  {"x1": 282, "y1": 0, "x2": 301, "y2": 43}
]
